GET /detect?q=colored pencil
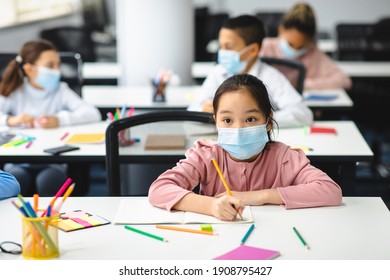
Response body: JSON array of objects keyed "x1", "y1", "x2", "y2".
[
  {"x1": 25, "y1": 140, "x2": 33, "y2": 149},
  {"x1": 60, "y1": 132, "x2": 69, "y2": 141},
  {"x1": 211, "y1": 158, "x2": 243, "y2": 220},
  {"x1": 124, "y1": 225, "x2": 168, "y2": 242},
  {"x1": 293, "y1": 227, "x2": 310, "y2": 250},
  {"x1": 240, "y1": 224, "x2": 255, "y2": 245},
  {"x1": 156, "y1": 225, "x2": 218, "y2": 236},
  {"x1": 211, "y1": 158, "x2": 232, "y2": 195}
]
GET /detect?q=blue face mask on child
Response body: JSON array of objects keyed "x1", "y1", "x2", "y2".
[
  {"x1": 217, "y1": 45, "x2": 251, "y2": 75},
  {"x1": 35, "y1": 66, "x2": 61, "y2": 92},
  {"x1": 279, "y1": 38, "x2": 307, "y2": 59},
  {"x1": 217, "y1": 124, "x2": 269, "y2": 160}
]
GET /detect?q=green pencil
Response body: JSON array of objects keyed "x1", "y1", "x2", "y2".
[
  {"x1": 293, "y1": 227, "x2": 310, "y2": 250},
  {"x1": 124, "y1": 225, "x2": 168, "y2": 242}
]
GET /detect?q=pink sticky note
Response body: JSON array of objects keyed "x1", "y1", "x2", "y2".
[{"x1": 213, "y1": 245, "x2": 280, "y2": 260}]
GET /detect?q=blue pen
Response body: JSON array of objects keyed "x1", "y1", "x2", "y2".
[{"x1": 240, "y1": 224, "x2": 255, "y2": 245}]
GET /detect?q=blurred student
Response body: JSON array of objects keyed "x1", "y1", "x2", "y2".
[
  {"x1": 0, "y1": 169, "x2": 20, "y2": 200},
  {"x1": 261, "y1": 2, "x2": 352, "y2": 90},
  {"x1": 188, "y1": 15, "x2": 313, "y2": 128},
  {"x1": 0, "y1": 39, "x2": 101, "y2": 196},
  {"x1": 150, "y1": 74, "x2": 342, "y2": 221}
]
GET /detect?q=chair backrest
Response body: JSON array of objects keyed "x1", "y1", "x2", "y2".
[
  {"x1": 40, "y1": 26, "x2": 97, "y2": 62},
  {"x1": 105, "y1": 110, "x2": 214, "y2": 196},
  {"x1": 260, "y1": 57, "x2": 306, "y2": 94},
  {"x1": 0, "y1": 52, "x2": 83, "y2": 95},
  {"x1": 335, "y1": 23, "x2": 374, "y2": 61},
  {"x1": 255, "y1": 12, "x2": 284, "y2": 37}
]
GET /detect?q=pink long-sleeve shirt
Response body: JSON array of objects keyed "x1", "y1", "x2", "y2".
[
  {"x1": 148, "y1": 140, "x2": 342, "y2": 210},
  {"x1": 260, "y1": 38, "x2": 352, "y2": 90}
]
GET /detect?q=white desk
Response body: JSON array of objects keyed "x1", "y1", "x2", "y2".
[
  {"x1": 82, "y1": 85, "x2": 199, "y2": 110},
  {"x1": 1, "y1": 196, "x2": 389, "y2": 260},
  {"x1": 336, "y1": 61, "x2": 390, "y2": 77},
  {"x1": 192, "y1": 61, "x2": 390, "y2": 79},
  {"x1": 82, "y1": 62, "x2": 122, "y2": 80},
  {"x1": 303, "y1": 88, "x2": 353, "y2": 110},
  {"x1": 0, "y1": 121, "x2": 373, "y2": 194},
  {"x1": 82, "y1": 85, "x2": 352, "y2": 112}
]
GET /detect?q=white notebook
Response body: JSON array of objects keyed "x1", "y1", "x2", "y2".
[{"x1": 113, "y1": 199, "x2": 254, "y2": 225}]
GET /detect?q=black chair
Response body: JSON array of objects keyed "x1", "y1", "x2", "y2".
[
  {"x1": 105, "y1": 110, "x2": 214, "y2": 196},
  {"x1": 255, "y1": 12, "x2": 284, "y2": 37},
  {"x1": 335, "y1": 23, "x2": 374, "y2": 61},
  {"x1": 0, "y1": 52, "x2": 83, "y2": 96},
  {"x1": 260, "y1": 57, "x2": 306, "y2": 94},
  {"x1": 58, "y1": 52, "x2": 83, "y2": 96},
  {"x1": 40, "y1": 26, "x2": 97, "y2": 62}
]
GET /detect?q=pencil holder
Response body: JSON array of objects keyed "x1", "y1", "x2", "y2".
[
  {"x1": 118, "y1": 128, "x2": 133, "y2": 147},
  {"x1": 152, "y1": 83, "x2": 166, "y2": 102},
  {"x1": 21, "y1": 211, "x2": 60, "y2": 260}
]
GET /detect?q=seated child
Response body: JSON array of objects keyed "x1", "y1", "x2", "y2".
[{"x1": 149, "y1": 74, "x2": 342, "y2": 221}]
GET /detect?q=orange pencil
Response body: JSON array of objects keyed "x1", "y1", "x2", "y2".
[
  {"x1": 211, "y1": 158, "x2": 232, "y2": 195},
  {"x1": 156, "y1": 225, "x2": 218, "y2": 236},
  {"x1": 33, "y1": 194, "x2": 39, "y2": 213}
]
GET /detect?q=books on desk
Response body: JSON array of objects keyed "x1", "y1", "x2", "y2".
[
  {"x1": 144, "y1": 134, "x2": 186, "y2": 150},
  {"x1": 114, "y1": 199, "x2": 253, "y2": 225}
]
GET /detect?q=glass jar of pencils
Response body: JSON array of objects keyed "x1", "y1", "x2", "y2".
[
  {"x1": 21, "y1": 211, "x2": 60, "y2": 260},
  {"x1": 152, "y1": 80, "x2": 166, "y2": 102}
]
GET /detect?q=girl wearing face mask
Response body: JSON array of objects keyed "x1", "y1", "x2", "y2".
[
  {"x1": 261, "y1": 3, "x2": 352, "y2": 90},
  {"x1": 0, "y1": 39, "x2": 101, "y2": 196},
  {"x1": 149, "y1": 74, "x2": 342, "y2": 221}
]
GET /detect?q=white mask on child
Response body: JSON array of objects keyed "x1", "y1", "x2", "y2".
[{"x1": 279, "y1": 38, "x2": 308, "y2": 59}]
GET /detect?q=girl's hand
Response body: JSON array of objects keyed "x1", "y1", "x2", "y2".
[
  {"x1": 35, "y1": 115, "x2": 59, "y2": 128},
  {"x1": 7, "y1": 113, "x2": 35, "y2": 127},
  {"x1": 218, "y1": 189, "x2": 284, "y2": 206},
  {"x1": 211, "y1": 195, "x2": 245, "y2": 221}
]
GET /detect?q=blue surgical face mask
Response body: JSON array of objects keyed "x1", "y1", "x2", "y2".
[
  {"x1": 279, "y1": 38, "x2": 307, "y2": 59},
  {"x1": 35, "y1": 66, "x2": 61, "y2": 92},
  {"x1": 217, "y1": 45, "x2": 251, "y2": 75},
  {"x1": 217, "y1": 124, "x2": 269, "y2": 160}
]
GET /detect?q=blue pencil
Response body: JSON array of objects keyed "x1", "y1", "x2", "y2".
[{"x1": 240, "y1": 224, "x2": 255, "y2": 245}]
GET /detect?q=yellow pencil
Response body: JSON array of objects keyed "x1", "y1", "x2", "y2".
[
  {"x1": 156, "y1": 225, "x2": 218, "y2": 236},
  {"x1": 211, "y1": 158, "x2": 243, "y2": 220},
  {"x1": 211, "y1": 158, "x2": 232, "y2": 195}
]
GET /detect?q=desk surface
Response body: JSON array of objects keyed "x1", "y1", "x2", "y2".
[
  {"x1": 82, "y1": 85, "x2": 353, "y2": 110},
  {"x1": 1, "y1": 196, "x2": 389, "y2": 260},
  {"x1": 82, "y1": 61, "x2": 390, "y2": 81},
  {"x1": 0, "y1": 121, "x2": 372, "y2": 164},
  {"x1": 192, "y1": 61, "x2": 390, "y2": 79}
]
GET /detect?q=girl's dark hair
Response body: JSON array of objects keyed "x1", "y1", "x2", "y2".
[
  {"x1": 213, "y1": 74, "x2": 277, "y2": 139},
  {"x1": 0, "y1": 39, "x2": 56, "y2": 97},
  {"x1": 222, "y1": 15, "x2": 265, "y2": 47},
  {"x1": 281, "y1": 2, "x2": 317, "y2": 41}
]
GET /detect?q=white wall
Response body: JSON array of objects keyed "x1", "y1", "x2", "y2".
[
  {"x1": 117, "y1": 0, "x2": 194, "y2": 86},
  {"x1": 193, "y1": 0, "x2": 390, "y2": 36}
]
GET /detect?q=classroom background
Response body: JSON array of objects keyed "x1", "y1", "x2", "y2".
[{"x1": 0, "y1": 0, "x2": 389, "y2": 210}]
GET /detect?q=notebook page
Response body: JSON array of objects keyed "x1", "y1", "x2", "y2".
[{"x1": 113, "y1": 199, "x2": 185, "y2": 224}]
